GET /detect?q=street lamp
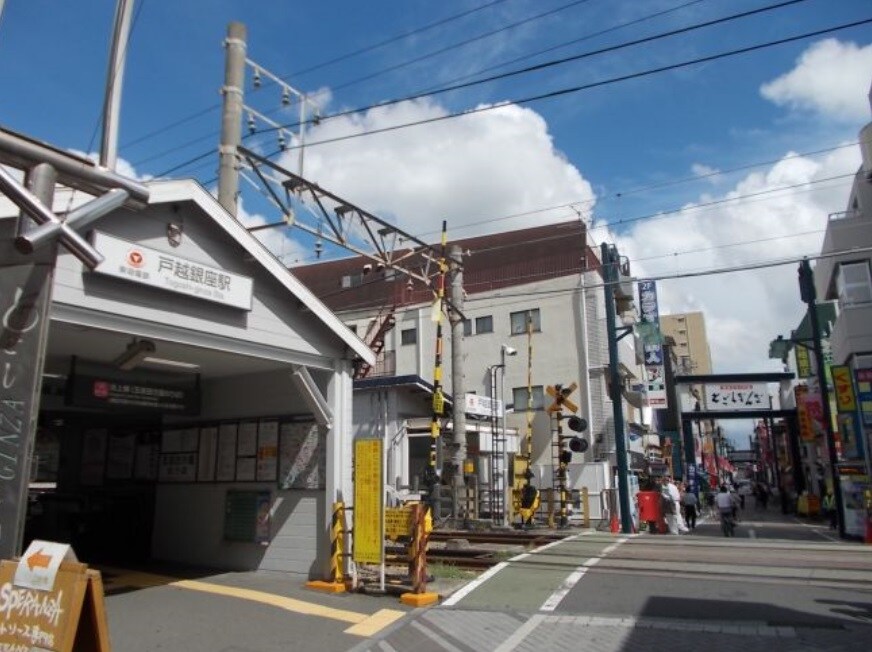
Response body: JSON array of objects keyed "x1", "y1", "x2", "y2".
[{"x1": 488, "y1": 344, "x2": 516, "y2": 526}]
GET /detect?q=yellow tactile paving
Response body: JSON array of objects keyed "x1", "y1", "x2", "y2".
[
  {"x1": 344, "y1": 608, "x2": 407, "y2": 636},
  {"x1": 98, "y1": 567, "x2": 406, "y2": 637}
]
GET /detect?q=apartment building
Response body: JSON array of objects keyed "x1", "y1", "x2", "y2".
[
  {"x1": 292, "y1": 220, "x2": 646, "y2": 517},
  {"x1": 659, "y1": 312, "x2": 713, "y2": 376}
]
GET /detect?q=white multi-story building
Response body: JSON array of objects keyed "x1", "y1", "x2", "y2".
[{"x1": 294, "y1": 220, "x2": 648, "y2": 520}]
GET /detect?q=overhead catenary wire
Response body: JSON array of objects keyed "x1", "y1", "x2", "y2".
[
  {"x1": 120, "y1": 0, "x2": 513, "y2": 151},
  {"x1": 128, "y1": 0, "x2": 704, "y2": 170},
  {"x1": 152, "y1": 0, "x2": 842, "y2": 177}
]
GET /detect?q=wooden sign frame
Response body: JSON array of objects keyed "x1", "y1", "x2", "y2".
[{"x1": 0, "y1": 559, "x2": 110, "y2": 651}]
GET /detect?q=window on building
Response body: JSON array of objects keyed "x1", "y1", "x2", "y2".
[
  {"x1": 836, "y1": 261, "x2": 872, "y2": 307},
  {"x1": 401, "y1": 328, "x2": 417, "y2": 345},
  {"x1": 510, "y1": 309, "x2": 541, "y2": 335},
  {"x1": 463, "y1": 319, "x2": 473, "y2": 336},
  {"x1": 341, "y1": 273, "x2": 363, "y2": 288},
  {"x1": 475, "y1": 315, "x2": 494, "y2": 334},
  {"x1": 512, "y1": 385, "x2": 545, "y2": 411}
]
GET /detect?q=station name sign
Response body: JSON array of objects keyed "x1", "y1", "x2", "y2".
[
  {"x1": 67, "y1": 374, "x2": 200, "y2": 415},
  {"x1": 90, "y1": 231, "x2": 253, "y2": 310}
]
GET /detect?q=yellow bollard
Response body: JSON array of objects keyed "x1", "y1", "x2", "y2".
[{"x1": 306, "y1": 501, "x2": 347, "y2": 593}]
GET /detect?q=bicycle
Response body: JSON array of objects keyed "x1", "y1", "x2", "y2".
[{"x1": 719, "y1": 508, "x2": 736, "y2": 537}]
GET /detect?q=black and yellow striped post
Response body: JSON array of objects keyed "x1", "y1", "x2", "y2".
[
  {"x1": 330, "y1": 501, "x2": 345, "y2": 584},
  {"x1": 305, "y1": 500, "x2": 347, "y2": 593},
  {"x1": 400, "y1": 502, "x2": 438, "y2": 606},
  {"x1": 422, "y1": 221, "x2": 448, "y2": 515},
  {"x1": 517, "y1": 314, "x2": 540, "y2": 528}
]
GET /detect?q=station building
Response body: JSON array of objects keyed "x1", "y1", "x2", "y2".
[{"x1": 7, "y1": 176, "x2": 372, "y2": 578}]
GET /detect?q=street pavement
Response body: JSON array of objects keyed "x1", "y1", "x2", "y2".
[
  {"x1": 351, "y1": 505, "x2": 872, "y2": 652},
  {"x1": 98, "y1": 504, "x2": 872, "y2": 651}
]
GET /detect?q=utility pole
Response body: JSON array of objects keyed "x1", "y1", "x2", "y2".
[
  {"x1": 99, "y1": 0, "x2": 134, "y2": 170},
  {"x1": 449, "y1": 245, "x2": 467, "y2": 511},
  {"x1": 798, "y1": 258, "x2": 845, "y2": 537},
  {"x1": 218, "y1": 22, "x2": 246, "y2": 217},
  {"x1": 601, "y1": 243, "x2": 632, "y2": 534}
]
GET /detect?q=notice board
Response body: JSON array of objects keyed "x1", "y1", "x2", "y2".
[{"x1": 352, "y1": 439, "x2": 383, "y2": 565}]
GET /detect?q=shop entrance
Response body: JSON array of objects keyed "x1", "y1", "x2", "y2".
[{"x1": 25, "y1": 407, "x2": 163, "y2": 565}]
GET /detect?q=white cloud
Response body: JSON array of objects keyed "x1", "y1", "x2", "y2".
[
  {"x1": 279, "y1": 98, "x2": 595, "y2": 239},
  {"x1": 259, "y1": 94, "x2": 860, "y2": 379},
  {"x1": 691, "y1": 163, "x2": 720, "y2": 183},
  {"x1": 611, "y1": 144, "x2": 860, "y2": 374},
  {"x1": 760, "y1": 39, "x2": 872, "y2": 122}
]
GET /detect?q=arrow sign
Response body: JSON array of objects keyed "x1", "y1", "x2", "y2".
[
  {"x1": 26, "y1": 549, "x2": 52, "y2": 571},
  {"x1": 14, "y1": 540, "x2": 78, "y2": 591}
]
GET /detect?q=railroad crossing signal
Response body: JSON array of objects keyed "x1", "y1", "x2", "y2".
[{"x1": 546, "y1": 382, "x2": 578, "y2": 414}]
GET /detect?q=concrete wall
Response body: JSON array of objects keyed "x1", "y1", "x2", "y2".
[{"x1": 152, "y1": 485, "x2": 325, "y2": 576}]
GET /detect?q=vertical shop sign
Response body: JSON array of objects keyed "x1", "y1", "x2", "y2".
[
  {"x1": 637, "y1": 280, "x2": 667, "y2": 407},
  {"x1": 0, "y1": 263, "x2": 54, "y2": 560},
  {"x1": 832, "y1": 366, "x2": 857, "y2": 413}
]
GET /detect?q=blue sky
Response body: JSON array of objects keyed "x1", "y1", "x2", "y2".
[{"x1": 1, "y1": 0, "x2": 871, "y2": 425}]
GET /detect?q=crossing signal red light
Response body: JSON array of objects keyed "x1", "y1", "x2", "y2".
[{"x1": 569, "y1": 437, "x2": 588, "y2": 453}]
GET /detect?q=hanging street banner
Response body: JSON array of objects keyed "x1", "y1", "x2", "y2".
[
  {"x1": 637, "y1": 280, "x2": 667, "y2": 408},
  {"x1": 831, "y1": 365, "x2": 857, "y2": 413}
]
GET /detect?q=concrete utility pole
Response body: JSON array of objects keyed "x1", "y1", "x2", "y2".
[
  {"x1": 449, "y1": 245, "x2": 466, "y2": 495},
  {"x1": 218, "y1": 22, "x2": 247, "y2": 217},
  {"x1": 99, "y1": 0, "x2": 135, "y2": 170}
]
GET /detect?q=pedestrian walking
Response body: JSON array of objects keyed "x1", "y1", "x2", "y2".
[
  {"x1": 663, "y1": 476, "x2": 688, "y2": 534},
  {"x1": 822, "y1": 490, "x2": 837, "y2": 530},
  {"x1": 681, "y1": 488, "x2": 699, "y2": 531}
]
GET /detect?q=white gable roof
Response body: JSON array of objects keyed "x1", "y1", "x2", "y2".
[{"x1": 146, "y1": 179, "x2": 374, "y2": 365}]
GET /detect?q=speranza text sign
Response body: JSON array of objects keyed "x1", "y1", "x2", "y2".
[
  {"x1": 91, "y1": 231, "x2": 253, "y2": 310},
  {"x1": 0, "y1": 553, "x2": 110, "y2": 651}
]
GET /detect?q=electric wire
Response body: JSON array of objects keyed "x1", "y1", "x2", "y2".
[
  {"x1": 150, "y1": 0, "x2": 820, "y2": 176},
  {"x1": 130, "y1": 0, "x2": 704, "y2": 173},
  {"x1": 321, "y1": 0, "x2": 598, "y2": 97},
  {"x1": 414, "y1": 0, "x2": 707, "y2": 96},
  {"x1": 285, "y1": 0, "x2": 814, "y2": 133},
  {"x1": 121, "y1": 0, "x2": 512, "y2": 151},
  {"x1": 230, "y1": 16, "x2": 872, "y2": 162}
]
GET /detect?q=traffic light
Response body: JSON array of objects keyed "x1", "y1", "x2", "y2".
[{"x1": 798, "y1": 260, "x2": 816, "y2": 304}]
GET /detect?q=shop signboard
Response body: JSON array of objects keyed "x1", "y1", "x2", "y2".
[
  {"x1": 637, "y1": 280, "x2": 667, "y2": 408},
  {"x1": 90, "y1": 231, "x2": 253, "y2": 310},
  {"x1": 794, "y1": 345, "x2": 812, "y2": 379},
  {"x1": 704, "y1": 383, "x2": 767, "y2": 410},
  {"x1": 837, "y1": 463, "x2": 870, "y2": 539},
  {"x1": 831, "y1": 366, "x2": 857, "y2": 413},
  {"x1": 0, "y1": 541, "x2": 110, "y2": 651},
  {"x1": 464, "y1": 393, "x2": 502, "y2": 418},
  {"x1": 855, "y1": 369, "x2": 872, "y2": 427}
]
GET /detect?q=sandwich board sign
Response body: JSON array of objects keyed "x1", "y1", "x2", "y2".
[{"x1": 0, "y1": 540, "x2": 110, "y2": 651}]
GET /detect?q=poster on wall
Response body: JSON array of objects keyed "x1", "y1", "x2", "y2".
[
  {"x1": 236, "y1": 457, "x2": 256, "y2": 482},
  {"x1": 106, "y1": 432, "x2": 136, "y2": 480},
  {"x1": 134, "y1": 432, "x2": 160, "y2": 480},
  {"x1": 198, "y1": 426, "x2": 218, "y2": 481},
  {"x1": 278, "y1": 422, "x2": 324, "y2": 489},
  {"x1": 237, "y1": 421, "x2": 258, "y2": 457},
  {"x1": 162, "y1": 428, "x2": 199, "y2": 453},
  {"x1": 158, "y1": 452, "x2": 197, "y2": 482},
  {"x1": 80, "y1": 429, "x2": 108, "y2": 486},
  {"x1": 256, "y1": 420, "x2": 279, "y2": 481},
  {"x1": 216, "y1": 422, "x2": 238, "y2": 481}
]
